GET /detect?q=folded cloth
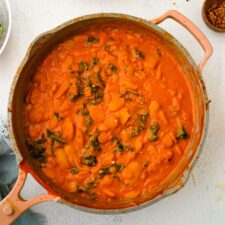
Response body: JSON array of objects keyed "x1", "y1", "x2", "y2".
[{"x1": 0, "y1": 120, "x2": 46, "y2": 225}]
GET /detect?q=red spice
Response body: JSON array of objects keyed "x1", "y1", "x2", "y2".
[{"x1": 207, "y1": 1, "x2": 225, "y2": 29}]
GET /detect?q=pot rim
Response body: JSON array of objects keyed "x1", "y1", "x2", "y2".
[{"x1": 7, "y1": 12, "x2": 209, "y2": 213}]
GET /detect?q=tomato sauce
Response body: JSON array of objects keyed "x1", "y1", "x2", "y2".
[{"x1": 23, "y1": 23, "x2": 194, "y2": 202}]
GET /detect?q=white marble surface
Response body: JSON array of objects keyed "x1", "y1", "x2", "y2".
[{"x1": 0, "y1": 0, "x2": 225, "y2": 224}]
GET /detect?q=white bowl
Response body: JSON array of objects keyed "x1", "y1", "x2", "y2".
[{"x1": 0, "y1": 0, "x2": 11, "y2": 55}]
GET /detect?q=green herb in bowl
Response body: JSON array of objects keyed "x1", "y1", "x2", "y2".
[{"x1": 0, "y1": 24, "x2": 4, "y2": 37}]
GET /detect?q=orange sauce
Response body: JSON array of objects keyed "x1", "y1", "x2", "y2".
[{"x1": 23, "y1": 23, "x2": 194, "y2": 202}]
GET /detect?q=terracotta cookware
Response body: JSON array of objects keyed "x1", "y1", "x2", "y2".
[{"x1": 0, "y1": 10, "x2": 212, "y2": 225}]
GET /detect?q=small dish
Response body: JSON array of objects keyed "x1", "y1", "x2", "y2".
[
  {"x1": 202, "y1": 0, "x2": 225, "y2": 32},
  {"x1": 0, "y1": 0, "x2": 11, "y2": 55}
]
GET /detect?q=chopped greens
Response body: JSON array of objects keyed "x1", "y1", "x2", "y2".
[
  {"x1": 69, "y1": 76, "x2": 84, "y2": 102},
  {"x1": 77, "y1": 183, "x2": 96, "y2": 200},
  {"x1": 96, "y1": 72, "x2": 105, "y2": 87},
  {"x1": 131, "y1": 128, "x2": 141, "y2": 137},
  {"x1": 46, "y1": 129, "x2": 66, "y2": 145},
  {"x1": 70, "y1": 167, "x2": 79, "y2": 175},
  {"x1": 176, "y1": 126, "x2": 189, "y2": 139},
  {"x1": 87, "y1": 93, "x2": 104, "y2": 105},
  {"x1": 90, "y1": 135, "x2": 101, "y2": 151},
  {"x1": 83, "y1": 155, "x2": 98, "y2": 167},
  {"x1": 78, "y1": 61, "x2": 89, "y2": 72},
  {"x1": 26, "y1": 134, "x2": 46, "y2": 163},
  {"x1": 85, "y1": 115, "x2": 93, "y2": 127},
  {"x1": 54, "y1": 112, "x2": 63, "y2": 121},
  {"x1": 104, "y1": 45, "x2": 111, "y2": 52},
  {"x1": 46, "y1": 129, "x2": 66, "y2": 154},
  {"x1": 149, "y1": 122, "x2": 160, "y2": 141},
  {"x1": 115, "y1": 137, "x2": 124, "y2": 152},
  {"x1": 87, "y1": 72, "x2": 105, "y2": 93},
  {"x1": 130, "y1": 112, "x2": 149, "y2": 137},
  {"x1": 68, "y1": 67, "x2": 75, "y2": 75},
  {"x1": 99, "y1": 163, "x2": 124, "y2": 177},
  {"x1": 80, "y1": 107, "x2": 89, "y2": 116},
  {"x1": 113, "y1": 137, "x2": 134, "y2": 152},
  {"x1": 79, "y1": 105, "x2": 93, "y2": 128},
  {"x1": 139, "y1": 113, "x2": 149, "y2": 123},
  {"x1": 85, "y1": 71, "x2": 105, "y2": 105},
  {"x1": 88, "y1": 84, "x2": 99, "y2": 93},
  {"x1": 156, "y1": 48, "x2": 162, "y2": 56},
  {"x1": 122, "y1": 89, "x2": 144, "y2": 102},
  {"x1": 99, "y1": 166, "x2": 111, "y2": 177},
  {"x1": 135, "y1": 49, "x2": 145, "y2": 59},
  {"x1": 107, "y1": 63, "x2": 117, "y2": 75},
  {"x1": 92, "y1": 57, "x2": 99, "y2": 66},
  {"x1": 86, "y1": 36, "x2": 99, "y2": 43},
  {"x1": 114, "y1": 163, "x2": 124, "y2": 172}
]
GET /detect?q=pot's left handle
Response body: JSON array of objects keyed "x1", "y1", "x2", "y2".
[{"x1": 0, "y1": 168, "x2": 56, "y2": 225}]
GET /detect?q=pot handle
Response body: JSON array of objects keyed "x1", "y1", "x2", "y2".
[
  {"x1": 151, "y1": 10, "x2": 213, "y2": 72},
  {"x1": 0, "y1": 168, "x2": 56, "y2": 225}
]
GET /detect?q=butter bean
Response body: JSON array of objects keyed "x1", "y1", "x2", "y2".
[
  {"x1": 55, "y1": 148, "x2": 70, "y2": 169},
  {"x1": 62, "y1": 119, "x2": 75, "y2": 141},
  {"x1": 55, "y1": 83, "x2": 69, "y2": 99},
  {"x1": 122, "y1": 161, "x2": 142, "y2": 186},
  {"x1": 42, "y1": 167, "x2": 55, "y2": 179},
  {"x1": 29, "y1": 110, "x2": 44, "y2": 124},
  {"x1": 49, "y1": 115, "x2": 59, "y2": 130},
  {"x1": 30, "y1": 89, "x2": 41, "y2": 104},
  {"x1": 105, "y1": 116, "x2": 119, "y2": 129},
  {"x1": 67, "y1": 181, "x2": 77, "y2": 192},
  {"x1": 74, "y1": 128, "x2": 84, "y2": 148},
  {"x1": 149, "y1": 100, "x2": 160, "y2": 118},
  {"x1": 124, "y1": 189, "x2": 141, "y2": 199},
  {"x1": 64, "y1": 145, "x2": 76, "y2": 166},
  {"x1": 108, "y1": 96, "x2": 125, "y2": 112},
  {"x1": 162, "y1": 133, "x2": 176, "y2": 148}
]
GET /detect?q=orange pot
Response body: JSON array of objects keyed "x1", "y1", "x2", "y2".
[{"x1": 0, "y1": 10, "x2": 212, "y2": 225}]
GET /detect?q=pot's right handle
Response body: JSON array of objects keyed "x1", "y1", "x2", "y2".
[{"x1": 151, "y1": 10, "x2": 213, "y2": 72}]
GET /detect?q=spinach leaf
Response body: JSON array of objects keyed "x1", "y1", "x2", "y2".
[
  {"x1": 149, "y1": 122, "x2": 160, "y2": 141},
  {"x1": 90, "y1": 135, "x2": 101, "y2": 152},
  {"x1": 86, "y1": 93, "x2": 104, "y2": 105},
  {"x1": 70, "y1": 167, "x2": 79, "y2": 175},
  {"x1": 107, "y1": 63, "x2": 117, "y2": 75},
  {"x1": 135, "y1": 49, "x2": 145, "y2": 59},
  {"x1": 69, "y1": 76, "x2": 84, "y2": 102},
  {"x1": 80, "y1": 108, "x2": 89, "y2": 116},
  {"x1": 130, "y1": 112, "x2": 149, "y2": 137},
  {"x1": 78, "y1": 61, "x2": 88, "y2": 72},
  {"x1": 0, "y1": 24, "x2": 4, "y2": 36},
  {"x1": 113, "y1": 137, "x2": 134, "y2": 152},
  {"x1": 83, "y1": 155, "x2": 98, "y2": 167},
  {"x1": 85, "y1": 115, "x2": 93, "y2": 127},
  {"x1": 46, "y1": 129, "x2": 66, "y2": 155},
  {"x1": 26, "y1": 134, "x2": 46, "y2": 163},
  {"x1": 99, "y1": 163, "x2": 124, "y2": 178},
  {"x1": 86, "y1": 36, "x2": 99, "y2": 43},
  {"x1": 176, "y1": 126, "x2": 189, "y2": 139},
  {"x1": 92, "y1": 57, "x2": 99, "y2": 66},
  {"x1": 54, "y1": 112, "x2": 63, "y2": 121},
  {"x1": 99, "y1": 166, "x2": 111, "y2": 177},
  {"x1": 77, "y1": 183, "x2": 96, "y2": 200}
]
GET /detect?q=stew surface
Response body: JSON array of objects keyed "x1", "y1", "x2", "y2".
[{"x1": 23, "y1": 23, "x2": 194, "y2": 202}]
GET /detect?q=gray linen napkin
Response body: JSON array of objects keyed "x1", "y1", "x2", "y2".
[{"x1": 0, "y1": 120, "x2": 46, "y2": 225}]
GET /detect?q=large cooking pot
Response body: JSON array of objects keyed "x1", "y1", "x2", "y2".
[{"x1": 0, "y1": 10, "x2": 212, "y2": 224}]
